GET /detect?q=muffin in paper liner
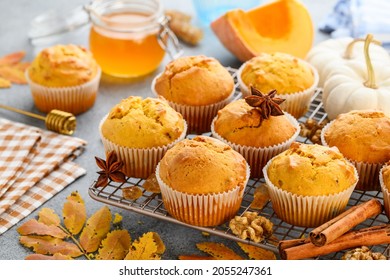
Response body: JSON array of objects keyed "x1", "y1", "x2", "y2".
[
  {"x1": 155, "y1": 161, "x2": 250, "y2": 227},
  {"x1": 236, "y1": 59, "x2": 319, "y2": 119},
  {"x1": 26, "y1": 68, "x2": 101, "y2": 115},
  {"x1": 211, "y1": 111, "x2": 301, "y2": 178},
  {"x1": 151, "y1": 73, "x2": 235, "y2": 134},
  {"x1": 321, "y1": 121, "x2": 383, "y2": 191},
  {"x1": 262, "y1": 159, "x2": 358, "y2": 228},
  {"x1": 99, "y1": 115, "x2": 187, "y2": 179},
  {"x1": 379, "y1": 165, "x2": 390, "y2": 220}
]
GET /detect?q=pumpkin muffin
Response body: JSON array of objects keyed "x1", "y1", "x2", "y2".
[
  {"x1": 321, "y1": 110, "x2": 390, "y2": 191},
  {"x1": 211, "y1": 88, "x2": 300, "y2": 178},
  {"x1": 26, "y1": 44, "x2": 101, "y2": 115},
  {"x1": 100, "y1": 96, "x2": 187, "y2": 178},
  {"x1": 156, "y1": 135, "x2": 250, "y2": 227},
  {"x1": 379, "y1": 164, "x2": 390, "y2": 219},
  {"x1": 152, "y1": 55, "x2": 235, "y2": 133},
  {"x1": 263, "y1": 142, "x2": 358, "y2": 227},
  {"x1": 237, "y1": 52, "x2": 319, "y2": 118}
]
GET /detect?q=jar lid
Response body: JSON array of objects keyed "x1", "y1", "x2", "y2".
[{"x1": 28, "y1": 5, "x2": 90, "y2": 44}]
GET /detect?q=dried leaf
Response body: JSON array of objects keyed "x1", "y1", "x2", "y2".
[
  {"x1": 20, "y1": 236, "x2": 82, "y2": 257},
  {"x1": 179, "y1": 255, "x2": 216, "y2": 260},
  {"x1": 250, "y1": 183, "x2": 270, "y2": 210},
  {"x1": 79, "y1": 206, "x2": 111, "y2": 253},
  {"x1": 0, "y1": 51, "x2": 25, "y2": 66},
  {"x1": 113, "y1": 213, "x2": 123, "y2": 226},
  {"x1": 237, "y1": 242, "x2": 277, "y2": 260},
  {"x1": 17, "y1": 219, "x2": 67, "y2": 239},
  {"x1": 96, "y1": 230, "x2": 131, "y2": 260},
  {"x1": 196, "y1": 242, "x2": 243, "y2": 260},
  {"x1": 122, "y1": 186, "x2": 143, "y2": 200},
  {"x1": 0, "y1": 66, "x2": 27, "y2": 84},
  {"x1": 0, "y1": 76, "x2": 11, "y2": 88},
  {"x1": 143, "y1": 173, "x2": 161, "y2": 193},
  {"x1": 13, "y1": 61, "x2": 30, "y2": 72},
  {"x1": 151, "y1": 232, "x2": 165, "y2": 254},
  {"x1": 124, "y1": 232, "x2": 162, "y2": 260},
  {"x1": 63, "y1": 191, "x2": 86, "y2": 235},
  {"x1": 38, "y1": 208, "x2": 61, "y2": 226},
  {"x1": 25, "y1": 253, "x2": 72, "y2": 260}
]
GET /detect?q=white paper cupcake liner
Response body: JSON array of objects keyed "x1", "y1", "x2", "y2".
[
  {"x1": 262, "y1": 157, "x2": 358, "y2": 228},
  {"x1": 26, "y1": 68, "x2": 101, "y2": 115},
  {"x1": 99, "y1": 114, "x2": 187, "y2": 179},
  {"x1": 211, "y1": 111, "x2": 300, "y2": 178},
  {"x1": 156, "y1": 161, "x2": 250, "y2": 227},
  {"x1": 151, "y1": 73, "x2": 235, "y2": 134},
  {"x1": 236, "y1": 59, "x2": 319, "y2": 119},
  {"x1": 379, "y1": 165, "x2": 390, "y2": 220},
  {"x1": 321, "y1": 121, "x2": 383, "y2": 191}
]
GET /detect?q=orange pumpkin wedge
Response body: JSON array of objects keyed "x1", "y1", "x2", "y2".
[{"x1": 211, "y1": 0, "x2": 314, "y2": 62}]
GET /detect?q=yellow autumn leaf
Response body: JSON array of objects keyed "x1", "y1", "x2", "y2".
[
  {"x1": 237, "y1": 242, "x2": 277, "y2": 260},
  {"x1": 0, "y1": 66, "x2": 27, "y2": 84},
  {"x1": 25, "y1": 253, "x2": 72, "y2": 260},
  {"x1": 20, "y1": 236, "x2": 83, "y2": 257},
  {"x1": 151, "y1": 232, "x2": 166, "y2": 254},
  {"x1": 79, "y1": 206, "x2": 111, "y2": 253},
  {"x1": 124, "y1": 232, "x2": 162, "y2": 260},
  {"x1": 0, "y1": 76, "x2": 11, "y2": 88},
  {"x1": 17, "y1": 219, "x2": 67, "y2": 239},
  {"x1": 63, "y1": 191, "x2": 86, "y2": 235},
  {"x1": 0, "y1": 51, "x2": 25, "y2": 66},
  {"x1": 179, "y1": 255, "x2": 216, "y2": 260},
  {"x1": 196, "y1": 242, "x2": 243, "y2": 260},
  {"x1": 38, "y1": 208, "x2": 61, "y2": 226},
  {"x1": 96, "y1": 230, "x2": 131, "y2": 260}
]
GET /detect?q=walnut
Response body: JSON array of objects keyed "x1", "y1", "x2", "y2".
[
  {"x1": 341, "y1": 246, "x2": 387, "y2": 260},
  {"x1": 299, "y1": 118, "x2": 328, "y2": 144},
  {"x1": 229, "y1": 211, "x2": 273, "y2": 243}
]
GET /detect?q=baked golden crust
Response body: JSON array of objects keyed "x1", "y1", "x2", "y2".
[
  {"x1": 267, "y1": 142, "x2": 357, "y2": 196},
  {"x1": 101, "y1": 96, "x2": 185, "y2": 149},
  {"x1": 28, "y1": 44, "x2": 99, "y2": 87},
  {"x1": 158, "y1": 136, "x2": 247, "y2": 194},
  {"x1": 381, "y1": 165, "x2": 390, "y2": 188},
  {"x1": 240, "y1": 52, "x2": 314, "y2": 94},
  {"x1": 154, "y1": 55, "x2": 234, "y2": 106},
  {"x1": 323, "y1": 110, "x2": 390, "y2": 164},
  {"x1": 213, "y1": 99, "x2": 297, "y2": 147}
]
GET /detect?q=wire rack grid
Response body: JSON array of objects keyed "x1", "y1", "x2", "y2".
[{"x1": 89, "y1": 69, "x2": 390, "y2": 260}]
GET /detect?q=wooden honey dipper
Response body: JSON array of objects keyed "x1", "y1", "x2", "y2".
[{"x1": 0, "y1": 104, "x2": 76, "y2": 135}]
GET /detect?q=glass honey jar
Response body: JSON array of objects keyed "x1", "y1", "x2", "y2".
[{"x1": 28, "y1": 0, "x2": 182, "y2": 78}]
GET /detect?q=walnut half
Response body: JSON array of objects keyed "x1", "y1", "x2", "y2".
[
  {"x1": 342, "y1": 246, "x2": 387, "y2": 260},
  {"x1": 229, "y1": 211, "x2": 273, "y2": 243}
]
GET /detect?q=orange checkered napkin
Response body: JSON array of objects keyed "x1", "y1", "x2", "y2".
[
  {"x1": 0, "y1": 161, "x2": 86, "y2": 234},
  {"x1": 0, "y1": 118, "x2": 87, "y2": 234},
  {"x1": 0, "y1": 123, "x2": 41, "y2": 198}
]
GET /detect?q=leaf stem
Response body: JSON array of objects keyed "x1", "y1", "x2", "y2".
[{"x1": 58, "y1": 224, "x2": 91, "y2": 260}]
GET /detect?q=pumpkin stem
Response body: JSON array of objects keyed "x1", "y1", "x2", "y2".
[
  {"x1": 363, "y1": 34, "x2": 378, "y2": 89},
  {"x1": 343, "y1": 37, "x2": 382, "y2": 59}
]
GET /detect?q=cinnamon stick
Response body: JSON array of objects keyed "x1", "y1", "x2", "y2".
[
  {"x1": 309, "y1": 199, "x2": 383, "y2": 246},
  {"x1": 279, "y1": 224, "x2": 390, "y2": 260}
]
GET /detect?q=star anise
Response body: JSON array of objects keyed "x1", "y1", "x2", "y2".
[
  {"x1": 95, "y1": 151, "x2": 126, "y2": 188},
  {"x1": 244, "y1": 87, "x2": 285, "y2": 119}
]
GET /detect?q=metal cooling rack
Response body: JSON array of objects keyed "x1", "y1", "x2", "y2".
[{"x1": 89, "y1": 76, "x2": 390, "y2": 260}]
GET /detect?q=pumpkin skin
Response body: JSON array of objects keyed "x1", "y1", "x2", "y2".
[
  {"x1": 306, "y1": 37, "x2": 390, "y2": 87},
  {"x1": 323, "y1": 61, "x2": 390, "y2": 120},
  {"x1": 210, "y1": 0, "x2": 314, "y2": 62}
]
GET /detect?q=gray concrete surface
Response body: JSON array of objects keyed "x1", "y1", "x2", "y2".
[{"x1": 0, "y1": 0, "x2": 335, "y2": 260}]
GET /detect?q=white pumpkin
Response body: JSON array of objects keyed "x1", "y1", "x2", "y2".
[
  {"x1": 306, "y1": 37, "x2": 390, "y2": 87},
  {"x1": 323, "y1": 34, "x2": 390, "y2": 120}
]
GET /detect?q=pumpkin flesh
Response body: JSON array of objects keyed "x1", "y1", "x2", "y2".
[{"x1": 211, "y1": 0, "x2": 313, "y2": 62}]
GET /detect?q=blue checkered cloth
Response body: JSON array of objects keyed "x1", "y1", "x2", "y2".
[{"x1": 320, "y1": 0, "x2": 390, "y2": 47}]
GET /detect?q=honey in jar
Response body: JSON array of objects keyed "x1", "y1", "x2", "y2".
[{"x1": 88, "y1": 0, "x2": 177, "y2": 78}]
